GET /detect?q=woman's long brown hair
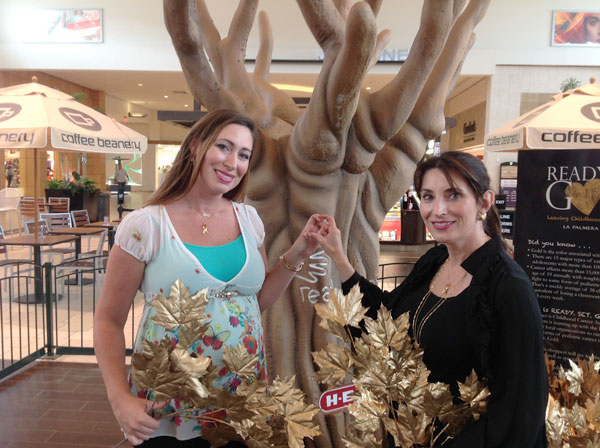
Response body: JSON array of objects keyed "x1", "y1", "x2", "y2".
[{"x1": 146, "y1": 109, "x2": 257, "y2": 206}]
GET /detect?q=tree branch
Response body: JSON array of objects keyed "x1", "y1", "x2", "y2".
[
  {"x1": 195, "y1": 0, "x2": 222, "y2": 78},
  {"x1": 332, "y1": 0, "x2": 352, "y2": 20},
  {"x1": 225, "y1": 0, "x2": 259, "y2": 62},
  {"x1": 369, "y1": 0, "x2": 454, "y2": 139},
  {"x1": 453, "y1": 0, "x2": 469, "y2": 21},
  {"x1": 365, "y1": 0, "x2": 383, "y2": 17},
  {"x1": 164, "y1": 0, "x2": 228, "y2": 110},
  {"x1": 367, "y1": 29, "x2": 392, "y2": 71},
  {"x1": 326, "y1": 2, "x2": 377, "y2": 134},
  {"x1": 254, "y1": 11, "x2": 272, "y2": 81},
  {"x1": 296, "y1": 0, "x2": 345, "y2": 51},
  {"x1": 409, "y1": 0, "x2": 490, "y2": 138}
]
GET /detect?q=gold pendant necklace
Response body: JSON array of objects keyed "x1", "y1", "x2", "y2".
[
  {"x1": 184, "y1": 197, "x2": 222, "y2": 235},
  {"x1": 412, "y1": 258, "x2": 469, "y2": 345}
]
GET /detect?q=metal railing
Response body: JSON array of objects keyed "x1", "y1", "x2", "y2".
[
  {"x1": 0, "y1": 255, "x2": 143, "y2": 380},
  {"x1": 1, "y1": 259, "x2": 415, "y2": 380},
  {"x1": 377, "y1": 262, "x2": 415, "y2": 289}
]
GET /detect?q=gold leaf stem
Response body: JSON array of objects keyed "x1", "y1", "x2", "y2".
[
  {"x1": 158, "y1": 407, "x2": 230, "y2": 426},
  {"x1": 431, "y1": 423, "x2": 451, "y2": 447},
  {"x1": 110, "y1": 438, "x2": 128, "y2": 448}
]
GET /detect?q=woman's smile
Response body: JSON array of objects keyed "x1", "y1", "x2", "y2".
[{"x1": 215, "y1": 168, "x2": 234, "y2": 184}]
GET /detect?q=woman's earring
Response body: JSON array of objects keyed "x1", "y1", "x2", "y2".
[{"x1": 477, "y1": 210, "x2": 487, "y2": 221}]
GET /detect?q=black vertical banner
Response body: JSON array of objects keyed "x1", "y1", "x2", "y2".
[{"x1": 514, "y1": 149, "x2": 600, "y2": 367}]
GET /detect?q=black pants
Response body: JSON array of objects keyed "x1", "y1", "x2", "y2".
[
  {"x1": 139, "y1": 437, "x2": 247, "y2": 447},
  {"x1": 117, "y1": 182, "x2": 126, "y2": 204}
]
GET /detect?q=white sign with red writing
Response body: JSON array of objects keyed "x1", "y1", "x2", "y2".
[{"x1": 319, "y1": 385, "x2": 356, "y2": 413}]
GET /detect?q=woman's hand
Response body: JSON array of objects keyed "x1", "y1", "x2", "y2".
[
  {"x1": 111, "y1": 394, "x2": 164, "y2": 446},
  {"x1": 303, "y1": 215, "x2": 343, "y2": 262},
  {"x1": 304, "y1": 215, "x2": 356, "y2": 281},
  {"x1": 284, "y1": 214, "x2": 330, "y2": 265}
]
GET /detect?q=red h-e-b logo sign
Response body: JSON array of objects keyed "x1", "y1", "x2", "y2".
[{"x1": 319, "y1": 385, "x2": 356, "y2": 413}]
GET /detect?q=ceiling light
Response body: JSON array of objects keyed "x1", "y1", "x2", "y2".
[
  {"x1": 163, "y1": 95, "x2": 169, "y2": 98},
  {"x1": 137, "y1": 83, "x2": 143, "y2": 87},
  {"x1": 366, "y1": 86, "x2": 372, "y2": 90},
  {"x1": 272, "y1": 83, "x2": 314, "y2": 93},
  {"x1": 184, "y1": 104, "x2": 189, "y2": 108},
  {"x1": 128, "y1": 112, "x2": 147, "y2": 118}
]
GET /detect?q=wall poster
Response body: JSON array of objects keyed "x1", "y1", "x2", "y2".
[
  {"x1": 514, "y1": 149, "x2": 600, "y2": 367},
  {"x1": 22, "y1": 9, "x2": 103, "y2": 43},
  {"x1": 552, "y1": 11, "x2": 600, "y2": 46}
]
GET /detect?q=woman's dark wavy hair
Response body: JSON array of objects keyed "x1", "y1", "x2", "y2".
[
  {"x1": 146, "y1": 109, "x2": 257, "y2": 206},
  {"x1": 413, "y1": 151, "x2": 502, "y2": 238}
]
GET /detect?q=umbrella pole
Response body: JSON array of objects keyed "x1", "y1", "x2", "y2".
[{"x1": 33, "y1": 148, "x2": 40, "y2": 238}]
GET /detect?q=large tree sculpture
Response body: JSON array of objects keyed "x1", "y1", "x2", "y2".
[{"x1": 164, "y1": 1, "x2": 490, "y2": 446}]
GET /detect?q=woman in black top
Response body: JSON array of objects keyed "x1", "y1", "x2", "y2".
[{"x1": 310, "y1": 151, "x2": 548, "y2": 447}]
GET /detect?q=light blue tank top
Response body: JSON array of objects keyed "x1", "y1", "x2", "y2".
[{"x1": 183, "y1": 235, "x2": 245, "y2": 282}]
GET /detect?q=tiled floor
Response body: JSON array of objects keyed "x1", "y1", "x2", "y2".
[{"x1": 0, "y1": 360, "x2": 133, "y2": 447}]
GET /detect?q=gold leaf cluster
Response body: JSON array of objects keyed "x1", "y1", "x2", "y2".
[
  {"x1": 546, "y1": 355, "x2": 600, "y2": 447},
  {"x1": 313, "y1": 286, "x2": 489, "y2": 448},
  {"x1": 131, "y1": 279, "x2": 321, "y2": 447}
]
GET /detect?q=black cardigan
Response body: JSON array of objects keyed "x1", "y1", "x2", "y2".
[{"x1": 341, "y1": 236, "x2": 548, "y2": 448}]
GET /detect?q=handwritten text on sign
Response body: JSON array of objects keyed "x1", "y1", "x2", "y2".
[{"x1": 297, "y1": 249, "x2": 333, "y2": 304}]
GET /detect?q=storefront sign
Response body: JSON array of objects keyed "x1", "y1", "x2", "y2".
[
  {"x1": 319, "y1": 385, "x2": 356, "y2": 413},
  {"x1": 499, "y1": 162, "x2": 518, "y2": 208},
  {"x1": 448, "y1": 102, "x2": 486, "y2": 150},
  {"x1": 499, "y1": 210, "x2": 515, "y2": 238},
  {"x1": 495, "y1": 194, "x2": 507, "y2": 210},
  {"x1": 514, "y1": 149, "x2": 600, "y2": 367}
]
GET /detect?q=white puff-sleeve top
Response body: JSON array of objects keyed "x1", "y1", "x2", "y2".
[{"x1": 114, "y1": 202, "x2": 266, "y2": 441}]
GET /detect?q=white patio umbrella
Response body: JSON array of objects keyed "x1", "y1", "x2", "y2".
[
  {"x1": 0, "y1": 77, "x2": 148, "y2": 232},
  {"x1": 484, "y1": 83, "x2": 600, "y2": 152}
]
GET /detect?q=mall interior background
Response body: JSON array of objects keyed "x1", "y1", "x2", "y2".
[{"x1": 0, "y1": 0, "x2": 598, "y2": 217}]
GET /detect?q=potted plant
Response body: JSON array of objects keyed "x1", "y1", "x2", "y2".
[{"x1": 45, "y1": 172, "x2": 100, "y2": 220}]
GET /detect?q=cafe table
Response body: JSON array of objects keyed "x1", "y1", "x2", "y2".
[
  {"x1": 0, "y1": 234, "x2": 79, "y2": 303},
  {"x1": 84, "y1": 220, "x2": 120, "y2": 250}
]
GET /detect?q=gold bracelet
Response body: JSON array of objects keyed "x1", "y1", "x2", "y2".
[{"x1": 279, "y1": 254, "x2": 304, "y2": 272}]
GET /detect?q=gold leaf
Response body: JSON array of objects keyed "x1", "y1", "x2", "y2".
[
  {"x1": 423, "y1": 381, "x2": 454, "y2": 420},
  {"x1": 312, "y1": 342, "x2": 353, "y2": 385},
  {"x1": 314, "y1": 285, "x2": 368, "y2": 329},
  {"x1": 562, "y1": 358, "x2": 585, "y2": 396},
  {"x1": 177, "y1": 322, "x2": 210, "y2": 350},
  {"x1": 151, "y1": 280, "x2": 209, "y2": 331},
  {"x1": 387, "y1": 405, "x2": 429, "y2": 447},
  {"x1": 458, "y1": 369, "x2": 491, "y2": 418},
  {"x1": 312, "y1": 287, "x2": 491, "y2": 447},
  {"x1": 567, "y1": 403, "x2": 588, "y2": 435},
  {"x1": 212, "y1": 388, "x2": 254, "y2": 422},
  {"x1": 131, "y1": 336, "x2": 187, "y2": 402},
  {"x1": 170, "y1": 346, "x2": 212, "y2": 377},
  {"x1": 342, "y1": 433, "x2": 381, "y2": 448},
  {"x1": 362, "y1": 308, "x2": 409, "y2": 353},
  {"x1": 223, "y1": 343, "x2": 260, "y2": 379},
  {"x1": 282, "y1": 400, "x2": 321, "y2": 448},
  {"x1": 268, "y1": 375, "x2": 305, "y2": 406},
  {"x1": 546, "y1": 395, "x2": 568, "y2": 447},
  {"x1": 230, "y1": 419, "x2": 273, "y2": 447},
  {"x1": 317, "y1": 318, "x2": 351, "y2": 342},
  {"x1": 346, "y1": 386, "x2": 387, "y2": 433}
]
